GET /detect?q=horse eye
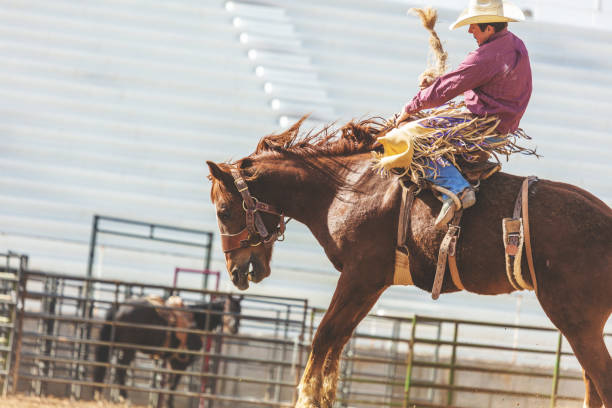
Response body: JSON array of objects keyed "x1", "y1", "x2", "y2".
[{"x1": 217, "y1": 208, "x2": 231, "y2": 221}]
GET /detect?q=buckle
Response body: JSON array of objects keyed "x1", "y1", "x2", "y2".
[
  {"x1": 243, "y1": 197, "x2": 259, "y2": 211},
  {"x1": 234, "y1": 177, "x2": 249, "y2": 192},
  {"x1": 507, "y1": 232, "x2": 520, "y2": 246},
  {"x1": 448, "y1": 224, "x2": 461, "y2": 237}
]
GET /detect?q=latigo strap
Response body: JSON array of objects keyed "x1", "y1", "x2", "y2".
[
  {"x1": 502, "y1": 176, "x2": 539, "y2": 292},
  {"x1": 432, "y1": 210, "x2": 463, "y2": 300},
  {"x1": 393, "y1": 181, "x2": 418, "y2": 285}
]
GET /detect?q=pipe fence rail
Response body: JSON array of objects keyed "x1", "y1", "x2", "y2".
[
  {"x1": 0, "y1": 252, "x2": 27, "y2": 396},
  {"x1": 10, "y1": 270, "x2": 309, "y2": 408},
  {"x1": 310, "y1": 310, "x2": 604, "y2": 408},
  {"x1": 0, "y1": 268, "x2": 605, "y2": 408}
]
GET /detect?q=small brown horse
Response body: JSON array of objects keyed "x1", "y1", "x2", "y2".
[{"x1": 207, "y1": 118, "x2": 612, "y2": 408}]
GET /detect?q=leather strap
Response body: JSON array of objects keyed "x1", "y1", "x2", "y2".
[
  {"x1": 503, "y1": 176, "x2": 538, "y2": 291},
  {"x1": 522, "y1": 176, "x2": 538, "y2": 295},
  {"x1": 220, "y1": 228, "x2": 252, "y2": 252},
  {"x1": 432, "y1": 210, "x2": 463, "y2": 300},
  {"x1": 220, "y1": 167, "x2": 286, "y2": 253},
  {"x1": 502, "y1": 218, "x2": 525, "y2": 290},
  {"x1": 397, "y1": 182, "x2": 418, "y2": 248},
  {"x1": 231, "y1": 168, "x2": 272, "y2": 238},
  {"x1": 393, "y1": 181, "x2": 419, "y2": 286},
  {"x1": 448, "y1": 227, "x2": 465, "y2": 291}
]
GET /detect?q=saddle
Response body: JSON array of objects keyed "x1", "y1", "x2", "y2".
[
  {"x1": 393, "y1": 172, "x2": 538, "y2": 299},
  {"x1": 459, "y1": 159, "x2": 501, "y2": 184}
]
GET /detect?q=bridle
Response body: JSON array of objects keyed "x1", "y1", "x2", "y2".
[{"x1": 219, "y1": 167, "x2": 286, "y2": 253}]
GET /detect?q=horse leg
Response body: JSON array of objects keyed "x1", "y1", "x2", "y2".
[
  {"x1": 583, "y1": 370, "x2": 604, "y2": 408},
  {"x1": 115, "y1": 349, "x2": 135, "y2": 400},
  {"x1": 539, "y1": 291, "x2": 612, "y2": 408},
  {"x1": 567, "y1": 330, "x2": 612, "y2": 408},
  {"x1": 156, "y1": 359, "x2": 170, "y2": 408},
  {"x1": 295, "y1": 274, "x2": 387, "y2": 408},
  {"x1": 166, "y1": 360, "x2": 184, "y2": 408},
  {"x1": 568, "y1": 331, "x2": 612, "y2": 407}
]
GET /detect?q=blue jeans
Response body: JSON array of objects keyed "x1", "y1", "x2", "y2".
[{"x1": 424, "y1": 157, "x2": 470, "y2": 201}]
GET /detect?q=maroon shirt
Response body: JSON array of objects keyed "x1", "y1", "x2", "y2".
[{"x1": 404, "y1": 29, "x2": 532, "y2": 133}]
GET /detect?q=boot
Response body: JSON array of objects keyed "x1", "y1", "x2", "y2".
[{"x1": 434, "y1": 188, "x2": 476, "y2": 229}]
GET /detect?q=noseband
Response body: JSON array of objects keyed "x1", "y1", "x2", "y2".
[{"x1": 220, "y1": 167, "x2": 286, "y2": 253}]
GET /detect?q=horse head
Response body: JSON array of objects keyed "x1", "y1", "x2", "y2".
[
  {"x1": 190, "y1": 295, "x2": 241, "y2": 334},
  {"x1": 207, "y1": 117, "x2": 387, "y2": 290},
  {"x1": 222, "y1": 295, "x2": 243, "y2": 335},
  {"x1": 207, "y1": 160, "x2": 285, "y2": 290}
]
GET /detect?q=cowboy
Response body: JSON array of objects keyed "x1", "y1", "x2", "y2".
[{"x1": 395, "y1": 0, "x2": 532, "y2": 229}]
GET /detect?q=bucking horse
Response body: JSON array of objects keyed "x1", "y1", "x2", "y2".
[
  {"x1": 207, "y1": 122, "x2": 612, "y2": 408},
  {"x1": 207, "y1": 8, "x2": 612, "y2": 408}
]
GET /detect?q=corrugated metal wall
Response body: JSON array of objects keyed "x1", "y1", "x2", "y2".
[{"x1": 1, "y1": 0, "x2": 610, "y2": 326}]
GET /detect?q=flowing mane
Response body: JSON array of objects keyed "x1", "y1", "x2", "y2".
[
  {"x1": 209, "y1": 116, "x2": 389, "y2": 201},
  {"x1": 217, "y1": 116, "x2": 391, "y2": 192},
  {"x1": 251, "y1": 116, "x2": 388, "y2": 159}
]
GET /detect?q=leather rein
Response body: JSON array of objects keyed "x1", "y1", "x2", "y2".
[{"x1": 220, "y1": 167, "x2": 286, "y2": 253}]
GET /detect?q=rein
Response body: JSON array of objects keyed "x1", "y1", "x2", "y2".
[{"x1": 220, "y1": 167, "x2": 286, "y2": 253}]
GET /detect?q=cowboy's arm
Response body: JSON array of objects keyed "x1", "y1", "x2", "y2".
[{"x1": 402, "y1": 51, "x2": 496, "y2": 115}]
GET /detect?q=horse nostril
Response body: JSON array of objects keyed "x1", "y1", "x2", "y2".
[{"x1": 231, "y1": 268, "x2": 239, "y2": 282}]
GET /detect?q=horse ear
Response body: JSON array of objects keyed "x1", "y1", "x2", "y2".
[{"x1": 207, "y1": 161, "x2": 233, "y2": 185}]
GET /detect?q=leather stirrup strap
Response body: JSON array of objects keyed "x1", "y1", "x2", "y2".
[
  {"x1": 432, "y1": 210, "x2": 463, "y2": 300},
  {"x1": 448, "y1": 233, "x2": 464, "y2": 291},
  {"x1": 521, "y1": 176, "x2": 538, "y2": 295},
  {"x1": 393, "y1": 182, "x2": 418, "y2": 286},
  {"x1": 398, "y1": 182, "x2": 418, "y2": 248}
]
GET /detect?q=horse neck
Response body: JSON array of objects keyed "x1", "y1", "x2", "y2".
[
  {"x1": 194, "y1": 301, "x2": 224, "y2": 330},
  {"x1": 252, "y1": 154, "x2": 386, "y2": 268},
  {"x1": 251, "y1": 156, "x2": 343, "y2": 225}
]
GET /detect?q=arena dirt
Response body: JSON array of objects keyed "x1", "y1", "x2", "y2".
[{"x1": 0, "y1": 395, "x2": 145, "y2": 407}]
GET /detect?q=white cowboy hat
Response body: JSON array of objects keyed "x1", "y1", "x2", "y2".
[{"x1": 449, "y1": 0, "x2": 526, "y2": 30}]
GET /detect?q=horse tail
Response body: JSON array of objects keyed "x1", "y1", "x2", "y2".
[
  {"x1": 93, "y1": 309, "x2": 114, "y2": 385},
  {"x1": 409, "y1": 7, "x2": 448, "y2": 89}
]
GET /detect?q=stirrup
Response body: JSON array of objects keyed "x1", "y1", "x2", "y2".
[{"x1": 430, "y1": 185, "x2": 462, "y2": 208}]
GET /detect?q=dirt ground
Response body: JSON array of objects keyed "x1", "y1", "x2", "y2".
[{"x1": 0, "y1": 395, "x2": 146, "y2": 407}]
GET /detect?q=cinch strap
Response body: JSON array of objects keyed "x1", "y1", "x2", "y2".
[
  {"x1": 393, "y1": 182, "x2": 418, "y2": 285},
  {"x1": 502, "y1": 176, "x2": 538, "y2": 292}
]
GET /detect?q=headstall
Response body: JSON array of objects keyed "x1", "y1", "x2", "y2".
[{"x1": 219, "y1": 167, "x2": 286, "y2": 253}]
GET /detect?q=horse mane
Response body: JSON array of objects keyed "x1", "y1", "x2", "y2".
[
  {"x1": 251, "y1": 115, "x2": 387, "y2": 159},
  {"x1": 209, "y1": 116, "x2": 391, "y2": 197},
  {"x1": 229, "y1": 116, "x2": 391, "y2": 191}
]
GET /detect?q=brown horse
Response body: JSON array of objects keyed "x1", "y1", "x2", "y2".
[{"x1": 207, "y1": 118, "x2": 612, "y2": 408}]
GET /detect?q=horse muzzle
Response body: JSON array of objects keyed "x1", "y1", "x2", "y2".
[
  {"x1": 229, "y1": 256, "x2": 268, "y2": 290},
  {"x1": 230, "y1": 264, "x2": 250, "y2": 290}
]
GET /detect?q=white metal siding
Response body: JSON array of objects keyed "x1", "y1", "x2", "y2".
[{"x1": 0, "y1": 0, "x2": 610, "y2": 327}]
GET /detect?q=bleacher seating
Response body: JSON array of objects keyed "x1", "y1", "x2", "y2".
[{"x1": 0, "y1": 0, "x2": 610, "y2": 326}]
